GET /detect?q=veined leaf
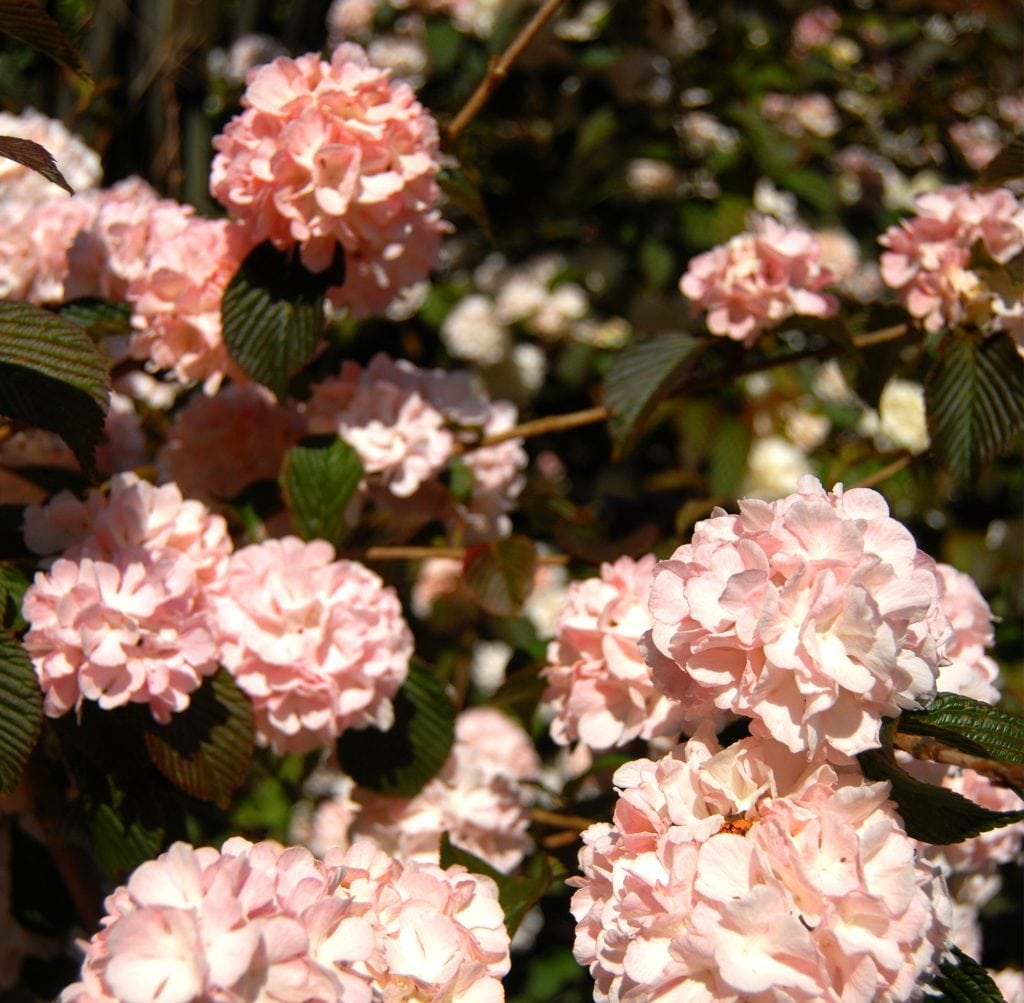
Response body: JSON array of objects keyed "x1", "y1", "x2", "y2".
[
  {"x1": 463, "y1": 535, "x2": 538, "y2": 617},
  {"x1": 899, "y1": 693, "x2": 1024, "y2": 769},
  {"x1": 0, "y1": 0, "x2": 91, "y2": 79},
  {"x1": 0, "y1": 135, "x2": 72, "y2": 194},
  {"x1": 337, "y1": 664, "x2": 454, "y2": 798},
  {"x1": 143, "y1": 670, "x2": 254, "y2": 810},
  {"x1": 926, "y1": 330, "x2": 1023, "y2": 482},
  {"x1": 926, "y1": 946, "x2": 1006, "y2": 1002},
  {"x1": 221, "y1": 241, "x2": 343, "y2": 399},
  {"x1": 603, "y1": 334, "x2": 705, "y2": 457},
  {"x1": 0, "y1": 633, "x2": 43, "y2": 795},
  {"x1": 280, "y1": 436, "x2": 363, "y2": 547}
]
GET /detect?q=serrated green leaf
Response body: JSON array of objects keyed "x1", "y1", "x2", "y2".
[
  {"x1": 926, "y1": 330, "x2": 1024, "y2": 482},
  {"x1": 899, "y1": 693, "x2": 1024, "y2": 768},
  {"x1": 926, "y1": 946, "x2": 1006, "y2": 1002},
  {"x1": 83, "y1": 788, "x2": 166, "y2": 877},
  {"x1": 280, "y1": 436, "x2": 363, "y2": 547},
  {"x1": 143, "y1": 670, "x2": 254, "y2": 810},
  {"x1": 603, "y1": 334, "x2": 705, "y2": 457},
  {"x1": 440, "y1": 836, "x2": 556, "y2": 938},
  {"x1": 0, "y1": 135, "x2": 72, "y2": 194},
  {"x1": 859, "y1": 733, "x2": 1024, "y2": 844},
  {"x1": 58, "y1": 298, "x2": 133, "y2": 341},
  {"x1": 222, "y1": 241, "x2": 341, "y2": 399},
  {"x1": 463, "y1": 535, "x2": 538, "y2": 618},
  {"x1": 337, "y1": 664, "x2": 454, "y2": 798},
  {"x1": 0, "y1": 633, "x2": 43, "y2": 795},
  {"x1": 0, "y1": 0, "x2": 91, "y2": 79}
]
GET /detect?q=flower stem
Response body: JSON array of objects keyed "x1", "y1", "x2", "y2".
[{"x1": 893, "y1": 731, "x2": 1024, "y2": 790}]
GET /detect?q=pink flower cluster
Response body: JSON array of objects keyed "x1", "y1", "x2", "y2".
[
  {"x1": 879, "y1": 185, "x2": 1024, "y2": 345},
  {"x1": 60, "y1": 837, "x2": 510, "y2": 1003},
  {"x1": 210, "y1": 43, "x2": 446, "y2": 318},
  {"x1": 934, "y1": 563, "x2": 1000, "y2": 704},
  {"x1": 541, "y1": 555, "x2": 691, "y2": 752},
  {"x1": 22, "y1": 475, "x2": 231, "y2": 722},
  {"x1": 348, "y1": 707, "x2": 540, "y2": 873},
  {"x1": 211, "y1": 537, "x2": 412, "y2": 754},
  {"x1": 679, "y1": 216, "x2": 838, "y2": 344},
  {"x1": 22, "y1": 479, "x2": 413, "y2": 752},
  {"x1": 643, "y1": 476, "x2": 952, "y2": 759},
  {"x1": 570, "y1": 726, "x2": 950, "y2": 1003},
  {"x1": 305, "y1": 353, "x2": 527, "y2": 540}
]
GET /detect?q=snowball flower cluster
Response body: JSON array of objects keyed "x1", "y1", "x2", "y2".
[
  {"x1": 211, "y1": 536, "x2": 412, "y2": 754},
  {"x1": 350, "y1": 707, "x2": 540, "y2": 873},
  {"x1": 934, "y1": 563, "x2": 1001, "y2": 703},
  {"x1": 541, "y1": 554, "x2": 691, "y2": 751},
  {"x1": 643, "y1": 476, "x2": 952, "y2": 759},
  {"x1": 680, "y1": 216, "x2": 838, "y2": 344},
  {"x1": 879, "y1": 185, "x2": 1024, "y2": 345},
  {"x1": 304, "y1": 353, "x2": 527, "y2": 540},
  {"x1": 21, "y1": 475, "x2": 232, "y2": 722},
  {"x1": 60, "y1": 837, "x2": 510, "y2": 1003},
  {"x1": 570, "y1": 726, "x2": 950, "y2": 1003},
  {"x1": 210, "y1": 43, "x2": 446, "y2": 318}
]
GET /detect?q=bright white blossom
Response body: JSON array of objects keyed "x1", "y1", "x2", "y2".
[
  {"x1": 643, "y1": 476, "x2": 952, "y2": 759},
  {"x1": 571, "y1": 726, "x2": 950, "y2": 1003}
]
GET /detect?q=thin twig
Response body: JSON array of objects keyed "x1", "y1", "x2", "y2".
[
  {"x1": 350, "y1": 545, "x2": 570, "y2": 564},
  {"x1": 445, "y1": 0, "x2": 568, "y2": 143},
  {"x1": 892, "y1": 732, "x2": 1024, "y2": 791},
  {"x1": 469, "y1": 405, "x2": 611, "y2": 450},
  {"x1": 850, "y1": 453, "x2": 914, "y2": 490},
  {"x1": 532, "y1": 807, "x2": 598, "y2": 831}
]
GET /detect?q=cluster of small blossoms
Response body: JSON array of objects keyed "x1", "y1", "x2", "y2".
[
  {"x1": 760, "y1": 92, "x2": 841, "y2": 139},
  {"x1": 679, "y1": 216, "x2": 839, "y2": 344},
  {"x1": 20, "y1": 477, "x2": 411, "y2": 753},
  {"x1": 304, "y1": 353, "x2": 527, "y2": 540},
  {"x1": 642, "y1": 476, "x2": 952, "y2": 760},
  {"x1": 302, "y1": 707, "x2": 540, "y2": 873},
  {"x1": 60, "y1": 837, "x2": 510, "y2": 1002},
  {"x1": 210, "y1": 43, "x2": 446, "y2": 318},
  {"x1": 571, "y1": 726, "x2": 951, "y2": 1003},
  {"x1": 540, "y1": 555, "x2": 693, "y2": 752},
  {"x1": 879, "y1": 185, "x2": 1024, "y2": 348}
]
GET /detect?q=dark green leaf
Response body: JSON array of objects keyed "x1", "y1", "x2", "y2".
[
  {"x1": 926, "y1": 945, "x2": 1006, "y2": 1002},
  {"x1": 707, "y1": 415, "x2": 751, "y2": 497},
  {"x1": 899, "y1": 693, "x2": 1024, "y2": 767},
  {"x1": 280, "y1": 436, "x2": 363, "y2": 546},
  {"x1": 143, "y1": 670, "x2": 255, "y2": 810},
  {"x1": 221, "y1": 241, "x2": 342, "y2": 399},
  {"x1": 926, "y1": 330, "x2": 1024, "y2": 482},
  {"x1": 0, "y1": 0, "x2": 91, "y2": 79},
  {"x1": 0, "y1": 563, "x2": 28, "y2": 631},
  {"x1": 440, "y1": 835, "x2": 556, "y2": 938},
  {"x1": 445, "y1": 455, "x2": 476, "y2": 504},
  {"x1": 463, "y1": 535, "x2": 538, "y2": 617},
  {"x1": 82, "y1": 785, "x2": 166, "y2": 877},
  {"x1": 0, "y1": 633, "x2": 43, "y2": 795},
  {"x1": 603, "y1": 334, "x2": 705, "y2": 457},
  {"x1": 859, "y1": 729, "x2": 1024, "y2": 844},
  {"x1": 489, "y1": 663, "x2": 546, "y2": 730},
  {"x1": 0, "y1": 135, "x2": 72, "y2": 194},
  {"x1": 337, "y1": 664, "x2": 454, "y2": 798},
  {"x1": 58, "y1": 298, "x2": 133, "y2": 341}
]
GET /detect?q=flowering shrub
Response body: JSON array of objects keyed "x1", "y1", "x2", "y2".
[{"x1": 209, "y1": 43, "x2": 446, "y2": 317}]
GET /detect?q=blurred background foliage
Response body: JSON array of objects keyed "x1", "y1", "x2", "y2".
[{"x1": 0, "y1": 1, "x2": 1021, "y2": 999}]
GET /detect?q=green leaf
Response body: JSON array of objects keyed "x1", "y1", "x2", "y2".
[
  {"x1": 707, "y1": 415, "x2": 751, "y2": 497},
  {"x1": 337, "y1": 664, "x2": 454, "y2": 798},
  {"x1": 221, "y1": 241, "x2": 341, "y2": 399},
  {"x1": 489, "y1": 663, "x2": 546, "y2": 730},
  {"x1": 463, "y1": 535, "x2": 539, "y2": 618},
  {"x1": 0, "y1": 563, "x2": 28, "y2": 631},
  {"x1": 0, "y1": 633, "x2": 43, "y2": 795},
  {"x1": 438, "y1": 167, "x2": 493, "y2": 244},
  {"x1": 0, "y1": 0, "x2": 91, "y2": 79},
  {"x1": 603, "y1": 334, "x2": 705, "y2": 457},
  {"x1": 82, "y1": 784, "x2": 166, "y2": 877},
  {"x1": 280, "y1": 436, "x2": 363, "y2": 547},
  {"x1": 899, "y1": 693, "x2": 1024, "y2": 768},
  {"x1": 0, "y1": 135, "x2": 72, "y2": 194},
  {"x1": 440, "y1": 836, "x2": 556, "y2": 938},
  {"x1": 926, "y1": 945, "x2": 1006, "y2": 1002},
  {"x1": 926, "y1": 330, "x2": 1024, "y2": 482},
  {"x1": 58, "y1": 298, "x2": 133, "y2": 341},
  {"x1": 142, "y1": 670, "x2": 255, "y2": 810},
  {"x1": 858, "y1": 727, "x2": 1024, "y2": 845}
]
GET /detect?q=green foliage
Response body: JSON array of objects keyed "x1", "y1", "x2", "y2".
[
  {"x1": 926, "y1": 330, "x2": 1024, "y2": 483},
  {"x1": 463, "y1": 535, "x2": 539, "y2": 617},
  {"x1": 0, "y1": 562, "x2": 28, "y2": 631},
  {"x1": 927, "y1": 946, "x2": 1006, "y2": 1002},
  {"x1": 337, "y1": 663, "x2": 455, "y2": 798},
  {"x1": 0, "y1": 301, "x2": 110, "y2": 475},
  {"x1": 0, "y1": 0, "x2": 91, "y2": 79},
  {"x1": 0, "y1": 632, "x2": 42, "y2": 795},
  {"x1": 221, "y1": 241, "x2": 342, "y2": 399},
  {"x1": 142, "y1": 670, "x2": 255, "y2": 810},
  {"x1": 58, "y1": 299, "x2": 133, "y2": 341},
  {"x1": 280, "y1": 436, "x2": 364, "y2": 547}
]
